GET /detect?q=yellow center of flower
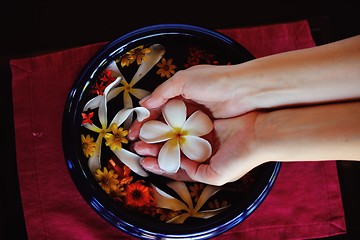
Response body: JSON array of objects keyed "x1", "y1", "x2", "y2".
[{"x1": 170, "y1": 127, "x2": 187, "y2": 145}]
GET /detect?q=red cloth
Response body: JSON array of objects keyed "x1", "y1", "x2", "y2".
[{"x1": 11, "y1": 20, "x2": 346, "y2": 239}]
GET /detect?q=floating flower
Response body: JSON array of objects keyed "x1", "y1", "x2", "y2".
[
  {"x1": 139, "y1": 99, "x2": 213, "y2": 173},
  {"x1": 95, "y1": 167, "x2": 119, "y2": 194},
  {"x1": 118, "y1": 45, "x2": 151, "y2": 67},
  {"x1": 83, "y1": 78, "x2": 150, "y2": 176},
  {"x1": 104, "y1": 124, "x2": 129, "y2": 151},
  {"x1": 81, "y1": 134, "x2": 96, "y2": 157},
  {"x1": 125, "y1": 182, "x2": 155, "y2": 208},
  {"x1": 84, "y1": 44, "x2": 165, "y2": 128},
  {"x1": 81, "y1": 112, "x2": 94, "y2": 125},
  {"x1": 152, "y1": 181, "x2": 228, "y2": 223},
  {"x1": 156, "y1": 57, "x2": 176, "y2": 78}
]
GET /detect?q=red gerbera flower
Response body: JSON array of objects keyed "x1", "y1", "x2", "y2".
[{"x1": 125, "y1": 182, "x2": 154, "y2": 208}]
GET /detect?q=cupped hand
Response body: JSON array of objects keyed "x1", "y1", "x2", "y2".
[
  {"x1": 129, "y1": 107, "x2": 265, "y2": 186},
  {"x1": 139, "y1": 64, "x2": 257, "y2": 118}
]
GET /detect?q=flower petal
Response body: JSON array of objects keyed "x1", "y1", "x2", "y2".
[
  {"x1": 180, "y1": 136, "x2": 212, "y2": 162},
  {"x1": 158, "y1": 138, "x2": 181, "y2": 173},
  {"x1": 192, "y1": 206, "x2": 229, "y2": 219},
  {"x1": 106, "y1": 61, "x2": 125, "y2": 78},
  {"x1": 112, "y1": 148, "x2": 148, "y2": 177},
  {"x1": 139, "y1": 120, "x2": 173, "y2": 143},
  {"x1": 167, "y1": 181, "x2": 193, "y2": 210},
  {"x1": 123, "y1": 91, "x2": 133, "y2": 129},
  {"x1": 130, "y1": 88, "x2": 150, "y2": 100},
  {"x1": 130, "y1": 44, "x2": 165, "y2": 86},
  {"x1": 166, "y1": 213, "x2": 191, "y2": 224},
  {"x1": 83, "y1": 95, "x2": 103, "y2": 111},
  {"x1": 107, "y1": 86, "x2": 125, "y2": 102},
  {"x1": 162, "y1": 99, "x2": 186, "y2": 129},
  {"x1": 182, "y1": 110, "x2": 213, "y2": 136},
  {"x1": 110, "y1": 107, "x2": 150, "y2": 127},
  {"x1": 83, "y1": 123, "x2": 102, "y2": 133},
  {"x1": 151, "y1": 184, "x2": 189, "y2": 211},
  {"x1": 99, "y1": 77, "x2": 122, "y2": 128},
  {"x1": 193, "y1": 185, "x2": 221, "y2": 212}
]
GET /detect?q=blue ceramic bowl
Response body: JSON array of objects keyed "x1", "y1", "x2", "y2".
[{"x1": 62, "y1": 24, "x2": 281, "y2": 239}]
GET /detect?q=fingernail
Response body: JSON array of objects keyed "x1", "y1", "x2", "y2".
[
  {"x1": 139, "y1": 95, "x2": 151, "y2": 106},
  {"x1": 140, "y1": 158, "x2": 164, "y2": 174}
]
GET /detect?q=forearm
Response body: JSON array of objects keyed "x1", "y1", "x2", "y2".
[
  {"x1": 255, "y1": 101, "x2": 360, "y2": 162},
  {"x1": 231, "y1": 35, "x2": 360, "y2": 110}
]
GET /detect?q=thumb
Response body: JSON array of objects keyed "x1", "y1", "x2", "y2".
[{"x1": 181, "y1": 159, "x2": 223, "y2": 186}]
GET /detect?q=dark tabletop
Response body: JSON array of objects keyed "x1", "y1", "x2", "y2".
[{"x1": 1, "y1": 1, "x2": 360, "y2": 239}]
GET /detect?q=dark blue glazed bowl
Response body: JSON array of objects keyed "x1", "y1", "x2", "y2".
[{"x1": 62, "y1": 24, "x2": 281, "y2": 239}]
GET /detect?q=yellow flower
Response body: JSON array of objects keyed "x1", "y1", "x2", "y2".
[
  {"x1": 104, "y1": 124, "x2": 129, "y2": 151},
  {"x1": 81, "y1": 134, "x2": 96, "y2": 157},
  {"x1": 133, "y1": 45, "x2": 152, "y2": 65},
  {"x1": 95, "y1": 167, "x2": 119, "y2": 194},
  {"x1": 156, "y1": 58, "x2": 176, "y2": 78},
  {"x1": 119, "y1": 53, "x2": 135, "y2": 67},
  {"x1": 118, "y1": 45, "x2": 151, "y2": 67}
]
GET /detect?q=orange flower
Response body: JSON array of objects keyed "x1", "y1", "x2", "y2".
[
  {"x1": 125, "y1": 182, "x2": 154, "y2": 208},
  {"x1": 156, "y1": 58, "x2": 176, "y2": 78}
]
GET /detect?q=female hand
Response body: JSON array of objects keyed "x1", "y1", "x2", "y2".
[{"x1": 129, "y1": 107, "x2": 265, "y2": 186}]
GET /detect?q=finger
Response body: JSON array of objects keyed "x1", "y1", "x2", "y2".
[
  {"x1": 181, "y1": 158, "x2": 224, "y2": 186},
  {"x1": 140, "y1": 75, "x2": 184, "y2": 109},
  {"x1": 140, "y1": 157, "x2": 193, "y2": 182},
  {"x1": 133, "y1": 141, "x2": 160, "y2": 157},
  {"x1": 128, "y1": 107, "x2": 162, "y2": 140}
]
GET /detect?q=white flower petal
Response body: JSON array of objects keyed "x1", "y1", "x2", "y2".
[
  {"x1": 167, "y1": 181, "x2": 193, "y2": 210},
  {"x1": 104, "y1": 77, "x2": 122, "y2": 99},
  {"x1": 130, "y1": 88, "x2": 150, "y2": 100},
  {"x1": 107, "y1": 86, "x2": 124, "y2": 102},
  {"x1": 112, "y1": 148, "x2": 148, "y2": 177},
  {"x1": 192, "y1": 206, "x2": 229, "y2": 219},
  {"x1": 193, "y1": 185, "x2": 221, "y2": 212},
  {"x1": 162, "y1": 99, "x2": 186, "y2": 129},
  {"x1": 152, "y1": 185, "x2": 189, "y2": 211},
  {"x1": 106, "y1": 61, "x2": 124, "y2": 78},
  {"x1": 166, "y1": 213, "x2": 191, "y2": 224},
  {"x1": 99, "y1": 77, "x2": 123, "y2": 128},
  {"x1": 110, "y1": 107, "x2": 150, "y2": 127},
  {"x1": 123, "y1": 91, "x2": 133, "y2": 129},
  {"x1": 180, "y1": 136, "x2": 212, "y2": 162},
  {"x1": 158, "y1": 138, "x2": 181, "y2": 173},
  {"x1": 182, "y1": 110, "x2": 213, "y2": 136},
  {"x1": 98, "y1": 97, "x2": 107, "y2": 129},
  {"x1": 130, "y1": 44, "x2": 165, "y2": 86},
  {"x1": 139, "y1": 120, "x2": 173, "y2": 143},
  {"x1": 83, "y1": 95, "x2": 103, "y2": 111},
  {"x1": 83, "y1": 123, "x2": 102, "y2": 133}
]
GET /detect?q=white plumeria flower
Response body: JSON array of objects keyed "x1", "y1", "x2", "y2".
[
  {"x1": 139, "y1": 99, "x2": 213, "y2": 173},
  {"x1": 83, "y1": 43, "x2": 165, "y2": 128},
  {"x1": 152, "y1": 181, "x2": 229, "y2": 223},
  {"x1": 83, "y1": 77, "x2": 150, "y2": 177}
]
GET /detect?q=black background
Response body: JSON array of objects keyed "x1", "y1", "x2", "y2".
[{"x1": 1, "y1": 1, "x2": 360, "y2": 239}]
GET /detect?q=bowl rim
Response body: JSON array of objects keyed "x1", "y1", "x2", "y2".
[{"x1": 62, "y1": 23, "x2": 281, "y2": 239}]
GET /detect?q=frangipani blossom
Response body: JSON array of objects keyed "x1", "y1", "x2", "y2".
[
  {"x1": 83, "y1": 43, "x2": 165, "y2": 128},
  {"x1": 152, "y1": 181, "x2": 229, "y2": 224},
  {"x1": 83, "y1": 78, "x2": 150, "y2": 177},
  {"x1": 139, "y1": 99, "x2": 213, "y2": 173}
]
